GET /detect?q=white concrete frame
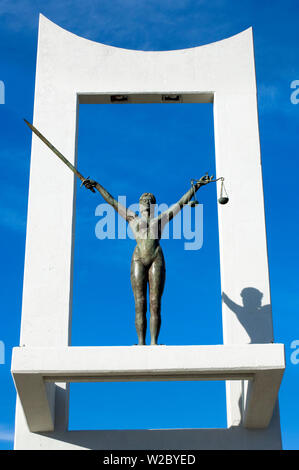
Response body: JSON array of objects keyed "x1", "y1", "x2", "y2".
[{"x1": 12, "y1": 15, "x2": 284, "y2": 449}]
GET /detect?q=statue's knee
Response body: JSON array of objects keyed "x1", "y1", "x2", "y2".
[{"x1": 150, "y1": 297, "x2": 161, "y2": 314}]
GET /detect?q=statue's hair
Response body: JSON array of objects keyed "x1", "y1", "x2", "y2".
[
  {"x1": 139, "y1": 193, "x2": 156, "y2": 204},
  {"x1": 240, "y1": 287, "x2": 263, "y2": 298}
]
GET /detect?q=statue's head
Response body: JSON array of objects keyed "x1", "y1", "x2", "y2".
[
  {"x1": 139, "y1": 192, "x2": 156, "y2": 217},
  {"x1": 240, "y1": 287, "x2": 263, "y2": 309}
]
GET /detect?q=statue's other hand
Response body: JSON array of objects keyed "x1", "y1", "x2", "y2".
[
  {"x1": 82, "y1": 178, "x2": 97, "y2": 193},
  {"x1": 199, "y1": 174, "x2": 214, "y2": 185}
]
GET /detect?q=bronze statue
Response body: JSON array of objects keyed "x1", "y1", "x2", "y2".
[
  {"x1": 24, "y1": 119, "x2": 217, "y2": 345},
  {"x1": 83, "y1": 175, "x2": 214, "y2": 345}
]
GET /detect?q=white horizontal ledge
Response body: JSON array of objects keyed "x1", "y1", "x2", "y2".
[{"x1": 11, "y1": 344, "x2": 285, "y2": 432}]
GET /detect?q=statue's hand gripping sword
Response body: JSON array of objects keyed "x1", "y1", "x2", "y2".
[{"x1": 24, "y1": 119, "x2": 97, "y2": 193}]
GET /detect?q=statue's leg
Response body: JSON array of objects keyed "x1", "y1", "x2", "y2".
[
  {"x1": 148, "y1": 251, "x2": 166, "y2": 345},
  {"x1": 130, "y1": 259, "x2": 148, "y2": 345}
]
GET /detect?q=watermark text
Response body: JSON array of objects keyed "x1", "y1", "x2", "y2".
[{"x1": 94, "y1": 198, "x2": 204, "y2": 250}]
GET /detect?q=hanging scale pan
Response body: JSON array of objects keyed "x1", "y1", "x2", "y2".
[{"x1": 218, "y1": 177, "x2": 229, "y2": 205}]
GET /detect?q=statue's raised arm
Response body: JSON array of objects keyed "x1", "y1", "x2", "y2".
[
  {"x1": 156, "y1": 173, "x2": 214, "y2": 225},
  {"x1": 83, "y1": 178, "x2": 137, "y2": 223}
]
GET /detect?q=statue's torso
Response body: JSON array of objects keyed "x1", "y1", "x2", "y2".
[{"x1": 130, "y1": 217, "x2": 164, "y2": 268}]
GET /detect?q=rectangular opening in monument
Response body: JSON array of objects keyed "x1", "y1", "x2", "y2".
[
  {"x1": 72, "y1": 98, "x2": 223, "y2": 348},
  {"x1": 68, "y1": 380, "x2": 227, "y2": 430}
]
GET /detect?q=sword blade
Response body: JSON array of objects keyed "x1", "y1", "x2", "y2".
[{"x1": 24, "y1": 119, "x2": 85, "y2": 182}]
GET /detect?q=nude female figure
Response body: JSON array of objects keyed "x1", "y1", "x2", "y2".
[{"x1": 83, "y1": 174, "x2": 213, "y2": 345}]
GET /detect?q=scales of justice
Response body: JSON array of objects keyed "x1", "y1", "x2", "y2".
[{"x1": 11, "y1": 16, "x2": 285, "y2": 450}]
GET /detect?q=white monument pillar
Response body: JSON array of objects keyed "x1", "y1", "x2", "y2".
[{"x1": 11, "y1": 15, "x2": 285, "y2": 449}]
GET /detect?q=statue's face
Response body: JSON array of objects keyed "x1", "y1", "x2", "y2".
[{"x1": 139, "y1": 193, "x2": 156, "y2": 217}]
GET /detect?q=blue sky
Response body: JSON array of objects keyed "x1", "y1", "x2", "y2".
[{"x1": 0, "y1": 0, "x2": 298, "y2": 450}]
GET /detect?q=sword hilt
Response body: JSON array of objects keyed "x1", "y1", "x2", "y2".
[{"x1": 80, "y1": 177, "x2": 96, "y2": 193}]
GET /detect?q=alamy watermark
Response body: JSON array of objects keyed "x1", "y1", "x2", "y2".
[
  {"x1": 0, "y1": 341, "x2": 4, "y2": 365},
  {"x1": 0, "y1": 81, "x2": 4, "y2": 104},
  {"x1": 94, "y1": 197, "x2": 204, "y2": 250},
  {"x1": 290, "y1": 80, "x2": 299, "y2": 104},
  {"x1": 290, "y1": 340, "x2": 299, "y2": 365}
]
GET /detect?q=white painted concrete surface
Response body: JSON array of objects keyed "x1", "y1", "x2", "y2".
[{"x1": 12, "y1": 345, "x2": 285, "y2": 433}]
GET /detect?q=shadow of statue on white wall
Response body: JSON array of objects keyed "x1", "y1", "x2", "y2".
[{"x1": 222, "y1": 288, "x2": 274, "y2": 344}]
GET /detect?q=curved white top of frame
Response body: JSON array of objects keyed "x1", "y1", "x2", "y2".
[
  {"x1": 36, "y1": 14, "x2": 257, "y2": 97},
  {"x1": 39, "y1": 13, "x2": 252, "y2": 54}
]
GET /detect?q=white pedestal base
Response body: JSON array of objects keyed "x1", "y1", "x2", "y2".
[{"x1": 12, "y1": 344, "x2": 285, "y2": 447}]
